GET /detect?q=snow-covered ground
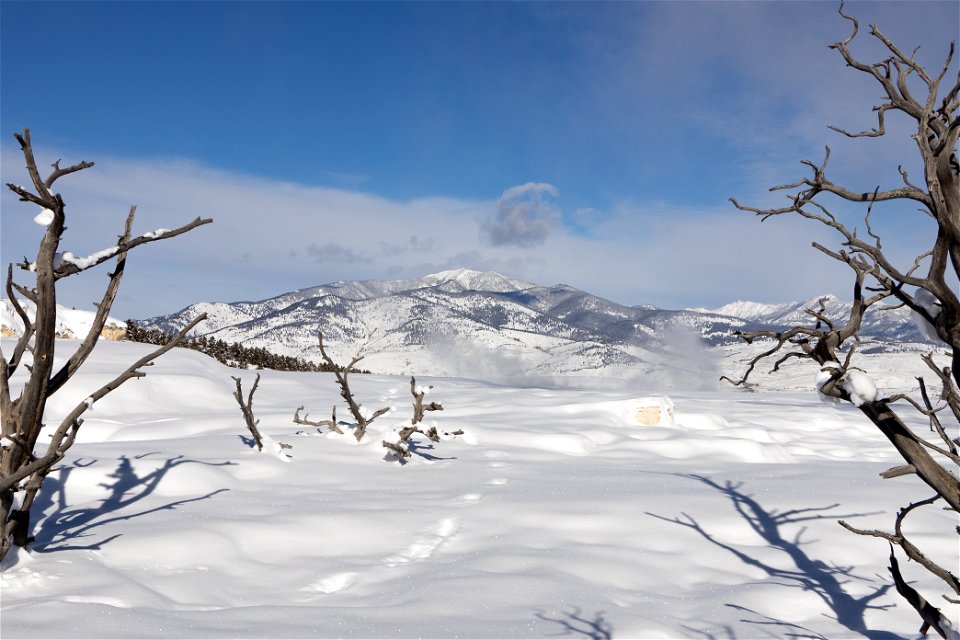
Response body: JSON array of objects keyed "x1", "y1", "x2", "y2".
[{"x1": 1, "y1": 339, "x2": 958, "y2": 639}]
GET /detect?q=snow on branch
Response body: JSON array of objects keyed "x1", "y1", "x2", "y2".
[
  {"x1": 727, "y1": 10, "x2": 959, "y2": 635},
  {"x1": 0, "y1": 128, "x2": 214, "y2": 563},
  {"x1": 16, "y1": 216, "x2": 213, "y2": 280}
]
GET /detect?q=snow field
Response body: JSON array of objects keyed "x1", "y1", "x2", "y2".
[{"x1": 1, "y1": 339, "x2": 958, "y2": 638}]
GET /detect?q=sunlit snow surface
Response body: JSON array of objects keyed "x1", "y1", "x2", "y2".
[{"x1": 1, "y1": 340, "x2": 957, "y2": 639}]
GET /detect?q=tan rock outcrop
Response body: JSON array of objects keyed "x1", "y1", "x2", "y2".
[
  {"x1": 0, "y1": 323, "x2": 126, "y2": 341},
  {"x1": 101, "y1": 323, "x2": 126, "y2": 341}
]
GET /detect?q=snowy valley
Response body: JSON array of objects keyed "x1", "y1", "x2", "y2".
[{"x1": 1, "y1": 271, "x2": 957, "y2": 638}]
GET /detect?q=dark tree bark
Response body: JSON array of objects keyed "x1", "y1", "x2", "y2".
[
  {"x1": 728, "y1": 7, "x2": 959, "y2": 636},
  {"x1": 0, "y1": 129, "x2": 212, "y2": 563},
  {"x1": 233, "y1": 374, "x2": 264, "y2": 451}
]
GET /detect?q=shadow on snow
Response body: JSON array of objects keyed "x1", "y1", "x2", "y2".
[
  {"x1": 31, "y1": 453, "x2": 233, "y2": 553},
  {"x1": 406, "y1": 439, "x2": 457, "y2": 462},
  {"x1": 535, "y1": 607, "x2": 613, "y2": 640},
  {"x1": 647, "y1": 473, "x2": 899, "y2": 640}
]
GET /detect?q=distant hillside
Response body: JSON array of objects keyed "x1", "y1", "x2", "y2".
[
  {"x1": 1, "y1": 299, "x2": 125, "y2": 340},
  {"x1": 136, "y1": 269, "x2": 932, "y2": 383},
  {"x1": 698, "y1": 295, "x2": 921, "y2": 342}
]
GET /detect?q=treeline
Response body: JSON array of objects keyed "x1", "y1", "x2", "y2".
[{"x1": 124, "y1": 322, "x2": 369, "y2": 373}]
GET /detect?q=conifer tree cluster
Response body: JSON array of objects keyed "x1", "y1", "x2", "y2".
[{"x1": 124, "y1": 322, "x2": 368, "y2": 373}]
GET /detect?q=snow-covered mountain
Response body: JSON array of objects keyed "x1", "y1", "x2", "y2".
[
  {"x1": 136, "y1": 269, "x2": 931, "y2": 382},
  {"x1": 701, "y1": 294, "x2": 920, "y2": 341}
]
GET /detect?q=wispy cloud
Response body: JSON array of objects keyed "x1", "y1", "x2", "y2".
[
  {"x1": 379, "y1": 235, "x2": 437, "y2": 257},
  {"x1": 314, "y1": 169, "x2": 372, "y2": 190},
  {"x1": 306, "y1": 242, "x2": 371, "y2": 264},
  {"x1": 0, "y1": 140, "x2": 938, "y2": 319},
  {"x1": 0, "y1": 144, "x2": 481, "y2": 316}
]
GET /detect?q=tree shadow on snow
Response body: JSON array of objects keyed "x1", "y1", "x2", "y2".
[
  {"x1": 406, "y1": 440, "x2": 457, "y2": 462},
  {"x1": 680, "y1": 605, "x2": 833, "y2": 640},
  {"x1": 535, "y1": 607, "x2": 613, "y2": 640},
  {"x1": 238, "y1": 434, "x2": 257, "y2": 449},
  {"x1": 646, "y1": 473, "x2": 899, "y2": 640},
  {"x1": 31, "y1": 453, "x2": 233, "y2": 553},
  {"x1": 678, "y1": 620, "x2": 740, "y2": 640}
]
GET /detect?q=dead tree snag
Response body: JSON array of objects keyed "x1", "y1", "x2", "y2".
[
  {"x1": 382, "y1": 376, "x2": 463, "y2": 461},
  {"x1": 728, "y1": 6, "x2": 959, "y2": 636},
  {"x1": 292, "y1": 404, "x2": 342, "y2": 434},
  {"x1": 0, "y1": 129, "x2": 212, "y2": 563},
  {"x1": 233, "y1": 374, "x2": 264, "y2": 451},
  {"x1": 296, "y1": 330, "x2": 389, "y2": 442}
]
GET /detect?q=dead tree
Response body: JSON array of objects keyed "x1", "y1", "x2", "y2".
[
  {"x1": 232, "y1": 374, "x2": 264, "y2": 450},
  {"x1": 296, "y1": 340, "x2": 463, "y2": 460},
  {"x1": 0, "y1": 129, "x2": 212, "y2": 563},
  {"x1": 382, "y1": 376, "x2": 444, "y2": 459},
  {"x1": 382, "y1": 377, "x2": 463, "y2": 460},
  {"x1": 410, "y1": 377, "x2": 444, "y2": 426},
  {"x1": 298, "y1": 330, "x2": 389, "y2": 441},
  {"x1": 292, "y1": 404, "x2": 342, "y2": 434},
  {"x1": 728, "y1": 7, "x2": 959, "y2": 637}
]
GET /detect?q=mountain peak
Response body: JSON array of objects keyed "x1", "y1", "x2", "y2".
[
  {"x1": 421, "y1": 268, "x2": 535, "y2": 293},
  {"x1": 424, "y1": 267, "x2": 484, "y2": 280}
]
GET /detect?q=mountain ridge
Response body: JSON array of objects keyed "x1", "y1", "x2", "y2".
[{"x1": 135, "y1": 269, "x2": 930, "y2": 381}]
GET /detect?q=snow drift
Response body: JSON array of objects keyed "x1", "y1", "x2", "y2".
[{"x1": 1, "y1": 339, "x2": 956, "y2": 638}]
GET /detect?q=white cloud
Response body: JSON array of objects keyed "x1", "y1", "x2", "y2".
[
  {"x1": 570, "y1": 207, "x2": 601, "y2": 226},
  {"x1": 0, "y1": 144, "x2": 489, "y2": 317},
  {"x1": 480, "y1": 182, "x2": 560, "y2": 247},
  {"x1": 1, "y1": 143, "x2": 938, "y2": 320}
]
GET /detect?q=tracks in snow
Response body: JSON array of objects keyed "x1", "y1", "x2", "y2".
[{"x1": 301, "y1": 448, "x2": 513, "y2": 596}]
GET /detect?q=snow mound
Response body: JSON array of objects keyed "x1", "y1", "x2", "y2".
[{"x1": 0, "y1": 340, "x2": 951, "y2": 639}]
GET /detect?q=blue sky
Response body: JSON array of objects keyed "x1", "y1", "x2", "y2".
[{"x1": 2, "y1": 1, "x2": 958, "y2": 319}]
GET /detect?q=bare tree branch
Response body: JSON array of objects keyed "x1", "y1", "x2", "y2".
[
  {"x1": 314, "y1": 330, "x2": 389, "y2": 441},
  {"x1": 840, "y1": 497, "x2": 959, "y2": 595},
  {"x1": 410, "y1": 376, "x2": 443, "y2": 426},
  {"x1": 292, "y1": 404, "x2": 342, "y2": 434},
  {"x1": 729, "y1": 9, "x2": 960, "y2": 632},
  {"x1": 1, "y1": 129, "x2": 213, "y2": 562},
  {"x1": 381, "y1": 377, "x2": 460, "y2": 460},
  {"x1": 46, "y1": 217, "x2": 212, "y2": 280},
  {"x1": 233, "y1": 374, "x2": 264, "y2": 451},
  {"x1": 0, "y1": 312, "x2": 207, "y2": 496}
]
